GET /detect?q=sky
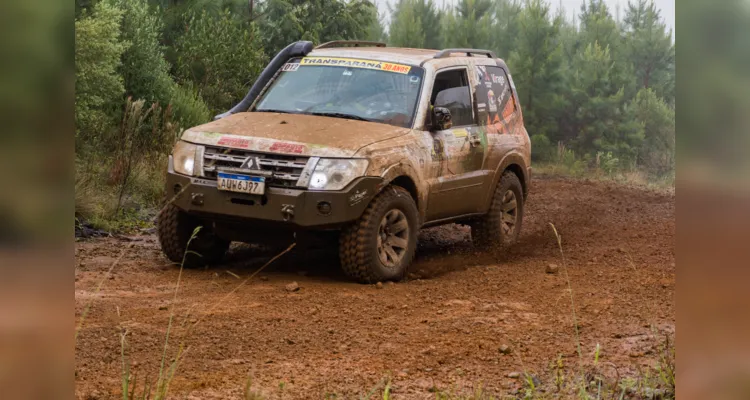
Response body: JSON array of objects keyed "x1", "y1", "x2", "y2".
[{"x1": 373, "y1": 0, "x2": 675, "y2": 36}]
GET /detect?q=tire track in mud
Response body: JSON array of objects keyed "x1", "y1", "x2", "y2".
[{"x1": 75, "y1": 176, "x2": 674, "y2": 399}]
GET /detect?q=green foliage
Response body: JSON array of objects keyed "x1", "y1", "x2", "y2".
[
  {"x1": 441, "y1": 0, "x2": 493, "y2": 49},
  {"x1": 578, "y1": 0, "x2": 620, "y2": 52},
  {"x1": 388, "y1": 0, "x2": 443, "y2": 49},
  {"x1": 75, "y1": 0, "x2": 128, "y2": 143},
  {"x1": 491, "y1": 0, "x2": 523, "y2": 57},
  {"x1": 560, "y1": 42, "x2": 644, "y2": 163},
  {"x1": 175, "y1": 9, "x2": 266, "y2": 113},
  {"x1": 507, "y1": 0, "x2": 563, "y2": 137},
  {"x1": 169, "y1": 83, "x2": 211, "y2": 132},
  {"x1": 630, "y1": 88, "x2": 675, "y2": 175},
  {"x1": 530, "y1": 133, "x2": 554, "y2": 162},
  {"x1": 388, "y1": 0, "x2": 426, "y2": 48},
  {"x1": 117, "y1": 0, "x2": 174, "y2": 105},
  {"x1": 365, "y1": 9, "x2": 388, "y2": 43},
  {"x1": 257, "y1": 0, "x2": 379, "y2": 57},
  {"x1": 623, "y1": 0, "x2": 675, "y2": 103}
]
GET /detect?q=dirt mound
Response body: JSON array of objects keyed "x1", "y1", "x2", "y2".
[{"x1": 75, "y1": 176, "x2": 675, "y2": 398}]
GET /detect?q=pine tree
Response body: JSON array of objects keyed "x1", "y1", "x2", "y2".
[
  {"x1": 257, "y1": 0, "x2": 378, "y2": 56},
  {"x1": 75, "y1": 0, "x2": 129, "y2": 139},
  {"x1": 116, "y1": 0, "x2": 175, "y2": 105},
  {"x1": 388, "y1": 0, "x2": 426, "y2": 48},
  {"x1": 630, "y1": 88, "x2": 675, "y2": 174},
  {"x1": 507, "y1": 0, "x2": 563, "y2": 138},
  {"x1": 623, "y1": 0, "x2": 675, "y2": 103},
  {"x1": 388, "y1": 0, "x2": 442, "y2": 49},
  {"x1": 561, "y1": 42, "x2": 644, "y2": 162},
  {"x1": 441, "y1": 0, "x2": 493, "y2": 49},
  {"x1": 491, "y1": 0, "x2": 523, "y2": 58},
  {"x1": 579, "y1": 0, "x2": 620, "y2": 51}
]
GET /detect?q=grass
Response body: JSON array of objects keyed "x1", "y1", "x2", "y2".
[
  {"x1": 533, "y1": 162, "x2": 675, "y2": 192},
  {"x1": 75, "y1": 154, "x2": 168, "y2": 234}
]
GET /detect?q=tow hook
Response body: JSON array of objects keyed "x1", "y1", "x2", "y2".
[
  {"x1": 281, "y1": 204, "x2": 295, "y2": 221},
  {"x1": 191, "y1": 193, "x2": 204, "y2": 206}
]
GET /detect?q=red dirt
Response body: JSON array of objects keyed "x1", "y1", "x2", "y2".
[{"x1": 74, "y1": 176, "x2": 675, "y2": 399}]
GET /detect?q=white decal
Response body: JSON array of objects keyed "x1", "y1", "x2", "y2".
[
  {"x1": 281, "y1": 63, "x2": 300, "y2": 72},
  {"x1": 349, "y1": 189, "x2": 369, "y2": 205}
]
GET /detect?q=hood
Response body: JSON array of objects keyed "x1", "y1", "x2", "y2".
[{"x1": 181, "y1": 112, "x2": 410, "y2": 157}]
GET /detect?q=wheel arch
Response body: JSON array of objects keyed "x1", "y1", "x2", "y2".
[
  {"x1": 378, "y1": 161, "x2": 426, "y2": 223},
  {"x1": 482, "y1": 152, "x2": 529, "y2": 211}
]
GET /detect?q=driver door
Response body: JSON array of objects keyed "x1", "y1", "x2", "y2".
[{"x1": 424, "y1": 67, "x2": 487, "y2": 222}]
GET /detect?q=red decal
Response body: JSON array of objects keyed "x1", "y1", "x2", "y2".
[
  {"x1": 270, "y1": 142, "x2": 305, "y2": 154},
  {"x1": 218, "y1": 136, "x2": 250, "y2": 148}
]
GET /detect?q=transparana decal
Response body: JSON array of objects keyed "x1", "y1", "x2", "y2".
[{"x1": 300, "y1": 57, "x2": 412, "y2": 74}]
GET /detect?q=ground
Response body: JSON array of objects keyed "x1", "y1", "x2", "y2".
[{"x1": 74, "y1": 176, "x2": 675, "y2": 399}]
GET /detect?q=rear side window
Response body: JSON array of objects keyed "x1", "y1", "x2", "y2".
[
  {"x1": 474, "y1": 66, "x2": 516, "y2": 127},
  {"x1": 430, "y1": 69, "x2": 475, "y2": 127}
]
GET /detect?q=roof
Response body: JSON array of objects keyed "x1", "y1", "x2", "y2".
[
  {"x1": 306, "y1": 46, "x2": 506, "y2": 68},
  {"x1": 307, "y1": 47, "x2": 441, "y2": 66}
]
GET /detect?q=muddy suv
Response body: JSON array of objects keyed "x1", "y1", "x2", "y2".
[{"x1": 158, "y1": 40, "x2": 531, "y2": 283}]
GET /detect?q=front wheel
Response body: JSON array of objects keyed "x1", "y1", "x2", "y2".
[
  {"x1": 157, "y1": 204, "x2": 229, "y2": 268},
  {"x1": 339, "y1": 186, "x2": 418, "y2": 283},
  {"x1": 471, "y1": 171, "x2": 524, "y2": 250}
]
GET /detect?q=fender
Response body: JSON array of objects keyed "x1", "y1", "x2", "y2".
[
  {"x1": 480, "y1": 151, "x2": 529, "y2": 212},
  {"x1": 378, "y1": 160, "x2": 427, "y2": 223}
]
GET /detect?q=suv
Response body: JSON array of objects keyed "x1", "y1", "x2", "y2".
[{"x1": 158, "y1": 41, "x2": 531, "y2": 283}]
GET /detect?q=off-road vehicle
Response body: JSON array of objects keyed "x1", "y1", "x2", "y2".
[{"x1": 158, "y1": 40, "x2": 531, "y2": 283}]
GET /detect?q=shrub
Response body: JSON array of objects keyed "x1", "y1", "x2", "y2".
[
  {"x1": 169, "y1": 83, "x2": 211, "y2": 133},
  {"x1": 75, "y1": 0, "x2": 128, "y2": 144},
  {"x1": 630, "y1": 88, "x2": 675, "y2": 176},
  {"x1": 530, "y1": 133, "x2": 554, "y2": 162}
]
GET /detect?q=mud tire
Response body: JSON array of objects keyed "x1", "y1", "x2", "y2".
[
  {"x1": 157, "y1": 203, "x2": 229, "y2": 268},
  {"x1": 471, "y1": 171, "x2": 524, "y2": 250},
  {"x1": 339, "y1": 186, "x2": 418, "y2": 283}
]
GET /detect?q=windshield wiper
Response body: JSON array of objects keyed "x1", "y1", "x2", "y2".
[
  {"x1": 255, "y1": 109, "x2": 294, "y2": 114},
  {"x1": 310, "y1": 112, "x2": 371, "y2": 122}
]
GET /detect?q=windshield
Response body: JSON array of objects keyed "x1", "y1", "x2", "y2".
[{"x1": 254, "y1": 57, "x2": 425, "y2": 128}]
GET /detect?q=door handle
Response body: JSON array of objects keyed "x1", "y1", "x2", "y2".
[{"x1": 469, "y1": 135, "x2": 482, "y2": 147}]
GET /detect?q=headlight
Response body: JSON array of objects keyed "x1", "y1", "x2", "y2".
[
  {"x1": 173, "y1": 141, "x2": 199, "y2": 176},
  {"x1": 308, "y1": 159, "x2": 369, "y2": 191}
]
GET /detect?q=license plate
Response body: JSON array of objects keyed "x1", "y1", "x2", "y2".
[{"x1": 217, "y1": 172, "x2": 265, "y2": 195}]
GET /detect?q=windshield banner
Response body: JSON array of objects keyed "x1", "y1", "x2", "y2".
[{"x1": 299, "y1": 57, "x2": 412, "y2": 74}]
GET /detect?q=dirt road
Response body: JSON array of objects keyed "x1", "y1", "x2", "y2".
[{"x1": 74, "y1": 176, "x2": 675, "y2": 399}]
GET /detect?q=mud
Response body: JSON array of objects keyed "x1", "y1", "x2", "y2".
[{"x1": 75, "y1": 176, "x2": 675, "y2": 399}]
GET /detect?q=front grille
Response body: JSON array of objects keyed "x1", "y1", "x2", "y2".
[{"x1": 202, "y1": 146, "x2": 310, "y2": 188}]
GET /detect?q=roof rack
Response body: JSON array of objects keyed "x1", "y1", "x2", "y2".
[
  {"x1": 434, "y1": 48, "x2": 496, "y2": 59},
  {"x1": 315, "y1": 40, "x2": 387, "y2": 49}
]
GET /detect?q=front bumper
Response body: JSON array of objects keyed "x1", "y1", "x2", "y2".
[{"x1": 166, "y1": 157, "x2": 382, "y2": 228}]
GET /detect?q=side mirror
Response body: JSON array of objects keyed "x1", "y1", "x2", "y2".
[{"x1": 431, "y1": 107, "x2": 453, "y2": 131}]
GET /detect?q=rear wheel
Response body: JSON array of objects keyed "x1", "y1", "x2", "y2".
[
  {"x1": 471, "y1": 171, "x2": 524, "y2": 250},
  {"x1": 157, "y1": 204, "x2": 229, "y2": 268},
  {"x1": 340, "y1": 186, "x2": 418, "y2": 283}
]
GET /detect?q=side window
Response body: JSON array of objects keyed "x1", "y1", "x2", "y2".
[
  {"x1": 430, "y1": 69, "x2": 474, "y2": 127},
  {"x1": 473, "y1": 66, "x2": 517, "y2": 127}
]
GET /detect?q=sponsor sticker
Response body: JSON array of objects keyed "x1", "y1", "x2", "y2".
[
  {"x1": 281, "y1": 62, "x2": 300, "y2": 72},
  {"x1": 452, "y1": 128, "x2": 469, "y2": 138},
  {"x1": 300, "y1": 57, "x2": 412, "y2": 74},
  {"x1": 349, "y1": 189, "x2": 369, "y2": 206},
  {"x1": 217, "y1": 136, "x2": 251, "y2": 148},
  {"x1": 269, "y1": 141, "x2": 305, "y2": 154}
]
